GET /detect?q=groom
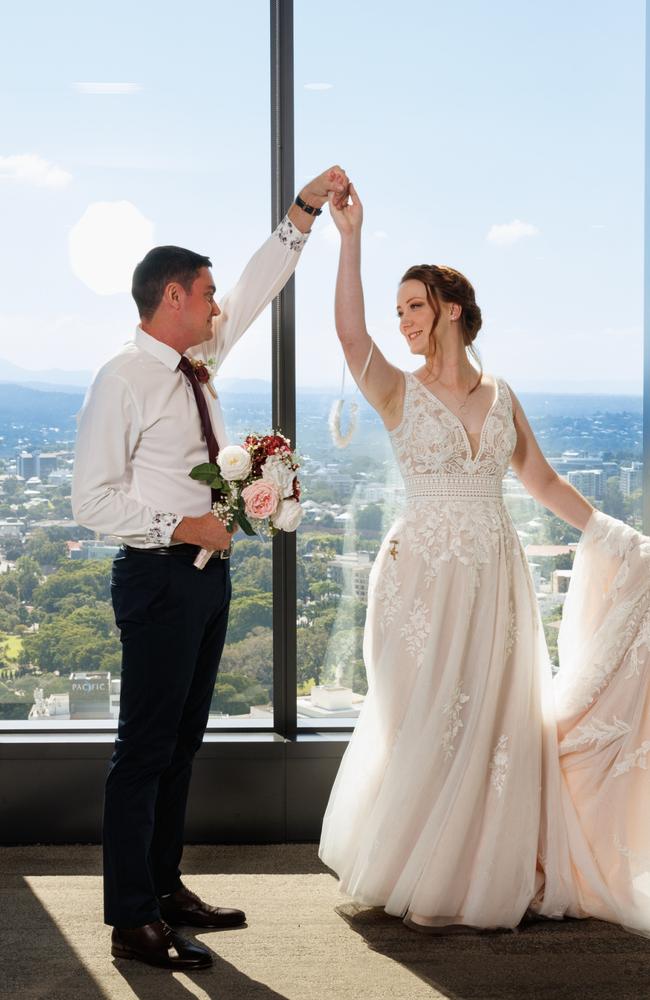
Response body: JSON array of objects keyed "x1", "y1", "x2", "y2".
[{"x1": 72, "y1": 165, "x2": 349, "y2": 970}]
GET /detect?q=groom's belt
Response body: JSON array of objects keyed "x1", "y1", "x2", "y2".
[
  {"x1": 122, "y1": 543, "x2": 231, "y2": 560},
  {"x1": 404, "y1": 473, "x2": 503, "y2": 501}
]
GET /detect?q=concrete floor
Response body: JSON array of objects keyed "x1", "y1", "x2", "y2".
[{"x1": 2, "y1": 844, "x2": 649, "y2": 1000}]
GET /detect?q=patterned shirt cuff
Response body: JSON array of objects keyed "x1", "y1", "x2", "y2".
[
  {"x1": 276, "y1": 214, "x2": 310, "y2": 252},
  {"x1": 145, "y1": 511, "x2": 182, "y2": 546}
]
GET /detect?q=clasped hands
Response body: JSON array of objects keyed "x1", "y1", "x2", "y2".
[{"x1": 299, "y1": 165, "x2": 350, "y2": 213}]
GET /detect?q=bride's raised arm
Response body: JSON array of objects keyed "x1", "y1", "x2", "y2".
[{"x1": 329, "y1": 184, "x2": 404, "y2": 428}]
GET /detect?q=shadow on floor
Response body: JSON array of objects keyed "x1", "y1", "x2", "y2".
[
  {"x1": 1, "y1": 874, "x2": 108, "y2": 1000},
  {"x1": 0, "y1": 843, "x2": 328, "y2": 878},
  {"x1": 336, "y1": 904, "x2": 650, "y2": 1000},
  {"x1": 2, "y1": 874, "x2": 293, "y2": 1000},
  {"x1": 112, "y1": 945, "x2": 292, "y2": 1000}
]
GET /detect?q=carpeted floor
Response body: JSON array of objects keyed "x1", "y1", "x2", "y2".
[{"x1": 1, "y1": 844, "x2": 649, "y2": 1000}]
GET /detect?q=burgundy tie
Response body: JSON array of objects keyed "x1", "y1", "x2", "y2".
[{"x1": 178, "y1": 356, "x2": 220, "y2": 503}]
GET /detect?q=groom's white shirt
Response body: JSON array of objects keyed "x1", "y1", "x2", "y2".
[{"x1": 72, "y1": 216, "x2": 308, "y2": 548}]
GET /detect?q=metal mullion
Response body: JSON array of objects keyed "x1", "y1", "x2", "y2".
[
  {"x1": 642, "y1": 3, "x2": 650, "y2": 535},
  {"x1": 270, "y1": 0, "x2": 297, "y2": 739}
]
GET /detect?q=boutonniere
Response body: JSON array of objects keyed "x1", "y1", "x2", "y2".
[{"x1": 190, "y1": 357, "x2": 218, "y2": 398}]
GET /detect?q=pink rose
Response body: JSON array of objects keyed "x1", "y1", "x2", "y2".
[{"x1": 241, "y1": 480, "x2": 279, "y2": 519}]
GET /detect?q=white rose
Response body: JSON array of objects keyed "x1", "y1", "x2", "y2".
[
  {"x1": 217, "y1": 445, "x2": 252, "y2": 482},
  {"x1": 272, "y1": 499, "x2": 304, "y2": 532},
  {"x1": 261, "y1": 454, "x2": 296, "y2": 498}
]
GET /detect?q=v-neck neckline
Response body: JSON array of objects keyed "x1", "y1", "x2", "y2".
[{"x1": 410, "y1": 372, "x2": 500, "y2": 464}]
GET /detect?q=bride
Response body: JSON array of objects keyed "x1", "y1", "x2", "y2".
[{"x1": 318, "y1": 183, "x2": 650, "y2": 934}]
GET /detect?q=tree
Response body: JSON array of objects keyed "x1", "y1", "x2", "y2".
[
  {"x1": 226, "y1": 593, "x2": 273, "y2": 643},
  {"x1": 21, "y1": 604, "x2": 120, "y2": 674},
  {"x1": 232, "y1": 554, "x2": 272, "y2": 593},
  {"x1": 601, "y1": 477, "x2": 626, "y2": 521},
  {"x1": 356, "y1": 504, "x2": 383, "y2": 532},
  {"x1": 219, "y1": 627, "x2": 273, "y2": 689},
  {"x1": 32, "y1": 560, "x2": 112, "y2": 614},
  {"x1": 25, "y1": 529, "x2": 67, "y2": 569},
  {"x1": 211, "y1": 672, "x2": 271, "y2": 715},
  {"x1": 14, "y1": 556, "x2": 42, "y2": 603}
]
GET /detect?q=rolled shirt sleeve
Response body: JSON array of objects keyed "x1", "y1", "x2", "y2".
[{"x1": 198, "y1": 215, "x2": 309, "y2": 371}]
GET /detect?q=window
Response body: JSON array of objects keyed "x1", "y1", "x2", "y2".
[
  {"x1": 293, "y1": 0, "x2": 645, "y2": 714},
  {"x1": 0, "y1": 0, "x2": 272, "y2": 726},
  {"x1": 0, "y1": 0, "x2": 645, "y2": 730}
]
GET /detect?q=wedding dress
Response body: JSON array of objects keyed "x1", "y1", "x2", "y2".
[{"x1": 318, "y1": 371, "x2": 650, "y2": 934}]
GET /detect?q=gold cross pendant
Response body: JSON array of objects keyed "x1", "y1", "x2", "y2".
[{"x1": 389, "y1": 539, "x2": 399, "y2": 560}]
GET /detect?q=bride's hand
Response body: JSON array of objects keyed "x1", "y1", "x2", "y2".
[{"x1": 328, "y1": 182, "x2": 363, "y2": 237}]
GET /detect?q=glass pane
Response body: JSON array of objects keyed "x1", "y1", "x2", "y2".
[
  {"x1": 294, "y1": 0, "x2": 644, "y2": 719},
  {"x1": 0, "y1": 0, "x2": 272, "y2": 726}
]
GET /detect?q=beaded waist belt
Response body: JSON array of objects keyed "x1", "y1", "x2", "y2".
[{"x1": 404, "y1": 473, "x2": 504, "y2": 501}]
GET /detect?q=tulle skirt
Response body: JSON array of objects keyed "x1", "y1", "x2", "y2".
[{"x1": 319, "y1": 508, "x2": 650, "y2": 935}]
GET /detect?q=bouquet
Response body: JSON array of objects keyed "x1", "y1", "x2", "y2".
[{"x1": 189, "y1": 432, "x2": 303, "y2": 569}]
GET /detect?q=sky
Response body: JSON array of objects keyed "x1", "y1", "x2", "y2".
[{"x1": 0, "y1": 0, "x2": 646, "y2": 392}]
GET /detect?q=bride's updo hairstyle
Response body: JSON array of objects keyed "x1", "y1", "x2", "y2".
[{"x1": 400, "y1": 264, "x2": 483, "y2": 391}]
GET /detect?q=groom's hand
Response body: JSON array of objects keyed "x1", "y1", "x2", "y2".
[
  {"x1": 172, "y1": 513, "x2": 234, "y2": 551},
  {"x1": 289, "y1": 165, "x2": 350, "y2": 232},
  {"x1": 302, "y1": 165, "x2": 350, "y2": 210}
]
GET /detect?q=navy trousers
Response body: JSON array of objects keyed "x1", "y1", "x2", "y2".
[{"x1": 103, "y1": 546, "x2": 231, "y2": 928}]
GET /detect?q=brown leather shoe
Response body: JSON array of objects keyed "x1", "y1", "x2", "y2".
[
  {"x1": 111, "y1": 919, "x2": 212, "y2": 969},
  {"x1": 159, "y1": 883, "x2": 246, "y2": 930}
]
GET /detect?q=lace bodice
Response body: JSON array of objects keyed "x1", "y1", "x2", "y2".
[{"x1": 389, "y1": 372, "x2": 517, "y2": 494}]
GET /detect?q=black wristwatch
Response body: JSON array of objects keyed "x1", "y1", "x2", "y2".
[{"x1": 294, "y1": 193, "x2": 322, "y2": 217}]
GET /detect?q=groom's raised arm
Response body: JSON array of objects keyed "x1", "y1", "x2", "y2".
[{"x1": 197, "y1": 166, "x2": 349, "y2": 370}]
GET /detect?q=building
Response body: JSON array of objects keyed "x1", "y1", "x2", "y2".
[
  {"x1": 67, "y1": 539, "x2": 121, "y2": 560},
  {"x1": 0, "y1": 519, "x2": 22, "y2": 540},
  {"x1": 328, "y1": 551, "x2": 372, "y2": 603},
  {"x1": 37, "y1": 453, "x2": 60, "y2": 479},
  {"x1": 620, "y1": 462, "x2": 643, "y2": 496},
  {"x1": 16, "y1": 452, "x2": 37, "y2": 479},
  {"x1": 565, "y1": 469, "x2": 603, "y2": 500},
  {"x1": 16, "y1": 451, "x2": 61, "y2": 480},
  {"x1": 552, "y1": 569, "x2": 573, "y2": 594}
]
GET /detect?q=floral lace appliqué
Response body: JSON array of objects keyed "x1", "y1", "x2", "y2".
[
  {"x1": 441, "y1": 684, "x2": 470, "y2": 760},
  {"x1": 401, "y1": 597, "x2": 431, "y2": 668},
  {"x1": 624, "y1": 608, "x2": 650, "y2": 680},
  {"x1": 505, "y1": 601, "x2": 518, "y2": 657},
  {"x1": 384, "y1": 374, "x2": 518, "y2": 584},
  {"x1": 373, "y1": 550, "x2": 402, "y2": 633},
  {"x1": 613, "y1": 740, "x2": 650, "y2": 777},
  {"x1": 146, "y1": 511, "x2": 181, "y2": 546},
  {"x1": 490, "y1": 735, "x2": 510, "y2": 795},
  {"x1": 560, "y1": 716, "x2": 631, "y2": 754}
]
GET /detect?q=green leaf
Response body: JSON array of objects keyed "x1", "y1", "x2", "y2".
[
  {"x1": 189, "y1": 463, "x2": 224, "y2": 488},
  {"x1": 236, "y1": 498, "x2": 257, "y2": 536}
]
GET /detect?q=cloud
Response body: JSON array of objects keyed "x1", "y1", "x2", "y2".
[
  {"x1": 69, "y1": 201, "x2": 155, "y2": 295},
  {"x1": 303, "y1": 83, "x2": 333, "y2": 91},
  {"x1": 73, "y1": 82, "x2": 142, "y2": 94},
  {"x1": 0, "y1": 154, "x2": 71, "y2": 189},
  {"x1": 486, "y1": 219, "x2": 539, "y2": 247}
]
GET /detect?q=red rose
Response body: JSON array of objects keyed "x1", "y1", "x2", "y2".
[{"x1": 194, "y1": 364, "x2": 210, "y2": 384}]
